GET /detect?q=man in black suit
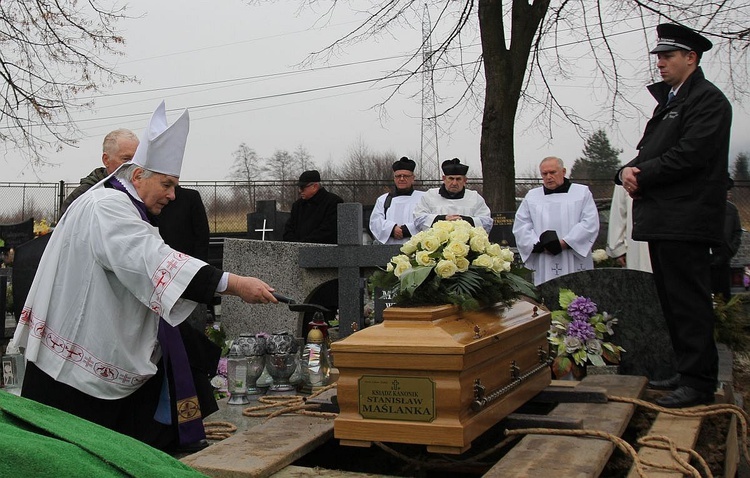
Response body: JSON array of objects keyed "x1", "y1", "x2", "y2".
[{"x1": 616, "y1": 24, "x2": 732, "y2": 408}]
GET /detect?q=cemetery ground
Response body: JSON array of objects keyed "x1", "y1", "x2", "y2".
[{"x1": 181, "y1": 350, "x2": 750, "y2": 477}]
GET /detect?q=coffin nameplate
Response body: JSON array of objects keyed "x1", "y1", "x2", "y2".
[{"x1": 358, "y1": 375, "x2": 436, "y2": 422}]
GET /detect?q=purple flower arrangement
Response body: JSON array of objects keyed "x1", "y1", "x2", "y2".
[{"x1": 547, "y1": 289, "x2": 624, "y2": 379}]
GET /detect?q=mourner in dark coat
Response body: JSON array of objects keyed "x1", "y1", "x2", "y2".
[
  {"x1": 283, "y1": 170, "x2": 344, "y2": 244},
  {"x1": 151, "y1": 185, "x2": 210, "y2": 261},
  {"x1": 616, "y1": 23, "x2": 732, "y2": 408}
]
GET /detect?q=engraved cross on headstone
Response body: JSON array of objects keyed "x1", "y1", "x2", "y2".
[{"x1": 298, "y1": 203, "x2": 401, "y2": 337}]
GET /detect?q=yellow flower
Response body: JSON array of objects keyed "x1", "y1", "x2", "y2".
[
  {"x1": 486, "y1": 243, "x2": 502, "y2": 257},
  {"x1": 452, "y1": 220, "x2": 472, "y2": 233},
  {"x1": 449, "y1": 229, "x2": 470, "y2": 244},
  {"x1": 469, "y1": 234, "x2": 489, "y2": 253},
  {"x1": 421, "y1": 233, "x2": 442, "y2": 253},
  {"x1": 415, "y1": 250, "x2": 436, "y2": 267},
  {"x1": 393, "y1": 261, "x2": 413, "y2": 277},
  {"x1": 400, "y1": 239, "x2": 418, "y2": 255},
  {"x1": 469, "y1": 226, "x2": 486, "y2": 238},
  {"x1": 432, "y1": 220, "x2": 455, "y2": 233},
  {"x1": 442, "y1": 249, "x2": 456, "y2": 262},
  {"x1": 386, "y1": 262, "x2": 394, "y2": 272},
  {"x1": 472, "y1": 254, "x2": 494, "y2": 269},
  {"x1": 492, "y1": 257, "x2": 511, "y2": 273},
  {"x1": 455, "y1": 257, "x2": 470, "y2": 272},
  {"x1": 435, "y1": 259, "x2": 458, "y2": 278},
  {"x1": 391, "y1": 254, "x2": 411, "y2": 265},
  {"x1": 501, "y1": 248, "x2": 515, "y2": 262},
  {"x1": 445, "y1": 240, "x2": 470, "y2": 257}
]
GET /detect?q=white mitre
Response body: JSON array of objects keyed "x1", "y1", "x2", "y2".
[{"x1": 132, "y1": 101, "x2": 190, "y2": 177}]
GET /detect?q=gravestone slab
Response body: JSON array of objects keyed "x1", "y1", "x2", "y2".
[
  {"x1": 537, "y1": 268, "x2": 677, "y2": 380},
  {"x1": 221, "y1": 239, "x2": 337, "y2": 340},
  {"x1": 0, "y1": 219, "x2": 35, "y2": 251},
  {"x1": 489, "y1": 211, "x2": 516, "y2": 247},
  {"x1": 247, "y1": 200, "x2": 289, "y2": 241},
  {"x1": 298, "y1": 204, "x2": 400, "y2": 337}
]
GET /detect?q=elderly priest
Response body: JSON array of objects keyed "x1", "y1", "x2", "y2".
[
  {"x1": 513, "y1": 156, "x2": 599, "y2": 285},
  {"x1": 12, "y1": 101, "x2": 278, "y2": 452}
]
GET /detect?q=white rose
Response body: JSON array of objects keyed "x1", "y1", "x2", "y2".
[
  {"x1": 393, "y1": 261, "x2": 412, "y2": 277},
  {"x1": 415, "y1": 250, "x2": 436, "y2": 267},
  {"x1": 391, "y1": 254, "x2": 411, "y2": 265},
  {"x1": 433, "y1": 220, "x2": 455, "y2": 232},
  {"x1": 450, "y1": 229, "x2": 470, "y2": 244},
  {"x1": 500, "y1": 248, "x2": 515, "y2": 262},
  {"x1": 469, "y1": 234, "x2": 490, "y2": 253},
  {"x1": 400, "y1": 240, "x2": 418, "y2": 255},
  {"x1": 435, "y1": 259, "x2": 458, "y2": 278},
  {"x1": 386, "y1": 262, "x2": 394, "y2": 272},
  {"x1": 455, "y1": 257, "x2": 470, "y2": 272},
  {"x1": 445, "y1": 240, "x2": 470, "y2": 257},
  {"x1": 592, "y1": 249, "x2": 608, "y2": 263},
  {"x1": 486, "y1": 243, "x2": 502, "y2": 257},
  {"x1": 472, "y1": 254, "x2": 494, "y2": 269},
  {"x1": 421, "y1": 233, "x2": 442, "y2": 252},
  {"x1": 492, "y1": 256, "x2": 510, "y2": 273}
]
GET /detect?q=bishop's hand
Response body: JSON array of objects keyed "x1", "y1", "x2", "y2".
[{"x1": 225, "y1": 274, "x2": 278, "y2": 304}]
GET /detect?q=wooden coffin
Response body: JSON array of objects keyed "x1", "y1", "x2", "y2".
[{"x1": 332, "y1": 297, "x2": 551, "y2": 454}]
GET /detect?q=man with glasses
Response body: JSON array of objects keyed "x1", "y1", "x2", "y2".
[
  {"x1": 369, "y1": 157, "x2": 425, "y2": 244},
  {"x1": 283, "y1": 170, "x2": 344, "y2": 244},
  {"x1": 413, "y1": 158, "x2": 492, "y2": 233}
]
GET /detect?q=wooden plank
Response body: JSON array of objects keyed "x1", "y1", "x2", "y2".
[
  {"x1": 180, "y1": 415, "x2": 333, "y2": 478},
  {"x1": 625, "y1": 413, "x2": 701, "y2": 478},
  {"x1": 483, "y1": 375, "x2": 647, "y2": 478},
  {"x1": 270, "y1": 465, "x2": 397, "y2": 477}
]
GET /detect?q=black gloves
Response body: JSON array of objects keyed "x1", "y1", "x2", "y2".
[{"x1": 532, "y1": 230, "x2": 562, "y2": 255}]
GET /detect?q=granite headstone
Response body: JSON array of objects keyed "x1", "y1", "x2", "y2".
[{"x1": 537, "y1": 268, "x2": 677, "y2": 380}]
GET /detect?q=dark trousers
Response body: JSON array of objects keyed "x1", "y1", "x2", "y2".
[
  {"x1": 22, "y1": 361, "x2": 177, "y2": 450},
  {"x1": 648, "y1": 240, "x2": 718, "y2": 393},
  {"x1": 710, "y1": 262, "x2": 732, "y2": 301}
]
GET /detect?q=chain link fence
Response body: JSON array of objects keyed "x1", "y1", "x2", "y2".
[{"x1": 1, "y1": 178, "x2": 748, "y2": 233}]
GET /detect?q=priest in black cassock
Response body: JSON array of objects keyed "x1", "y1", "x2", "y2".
[{"x1": 283, "y1": 170, "x2": 344, "y2": 244}]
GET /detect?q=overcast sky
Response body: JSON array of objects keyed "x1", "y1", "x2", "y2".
[{"x1": 3, "y1": 0, "x2": 749, "y2": 183}]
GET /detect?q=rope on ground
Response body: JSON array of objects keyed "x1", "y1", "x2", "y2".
[
  {"x1": 608, "y1": 394, "x2": 750, "y2": 464},
  {"x1": 203, "y1": 421, "x2": 238, "y2": 441},
  {"x1": 241, "y1": 383, "x2": 338, "y2": 420}
]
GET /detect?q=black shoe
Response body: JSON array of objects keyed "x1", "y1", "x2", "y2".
[
  {"x1": 648, "y1": 374, "x2": 680, "y2": 391},
  {"x1": 655, "y1": 386, "x2": 714, "y2": 408}
]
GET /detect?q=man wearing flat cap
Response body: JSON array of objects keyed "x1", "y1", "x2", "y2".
[
  {"x1": 616, "y1": 23, "x2": 732, "y2": 408},
  {"x1": 413, "y1": 158, "x2": 492, "y2": 233},
  {"x1": 369, "y1": 157, "x2": 425, "y2": 244},
  {"x1": 283, "y1": 169, "x2": 344, "y2": 244},
  {"x1": 513, "y1": 156, "x2": 599, "y2": 286}
]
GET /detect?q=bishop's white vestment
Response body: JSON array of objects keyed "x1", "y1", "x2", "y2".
[
  {"x1": 413, "y1": 188, "x2": 493, "y2": 233},
  {"x1": 606, "y1": 185, "x2": 652, "y2": 273},
  {"x1": 513, "y1": 183, "x2": 599, "y2": 285},
  {"x1": 369, "y1": 190, "x2": 425, "y2": 244},
  {"x1": 13, "y1": 184, "x2": 206, "y2": 399}
]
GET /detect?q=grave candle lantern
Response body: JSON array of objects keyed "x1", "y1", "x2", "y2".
[{"x1": 226, "y1": 344, "x2": 250, "y2": 405}]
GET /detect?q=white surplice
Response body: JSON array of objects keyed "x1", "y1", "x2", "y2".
[
  {"x1": 513, "y1": 183, "x2": 599, "y2": 285},
  {"x1": 13, "y1": 184, "x2": 206, "y2": 399},
  {"x1": 413, "y1": 188, "x2": 493, "y2": 233},
  {"x1": 606, "y1": 185, "x2": 652, "y2": 273},
  {"x1": 369, "y1": 190, "x2": 425, "y2": 244}
]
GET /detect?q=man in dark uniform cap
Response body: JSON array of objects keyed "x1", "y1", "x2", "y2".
[
  {"x1": 616, "y1": 24, "x2": 732, "y2": 407},
  {"x1": 283, "y1": 170, "x2": 344, "y2": 244}
]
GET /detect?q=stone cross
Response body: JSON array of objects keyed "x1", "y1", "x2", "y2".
[
  {"x1": 298, "y1": 203, "x2": 400, "y2": 337},
  {"x1": 254, "y1": 219, "x2": 273, "y2": 241}
]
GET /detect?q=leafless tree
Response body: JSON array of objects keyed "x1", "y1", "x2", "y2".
[
  {"x1": 228, "y1": 143, "x2": 261, "y2": 207},
  {"x1": 0, "y1": 1, "x2": 134, "y2": 168},
  {"x1": 279, "y1": 1, "x2": 749, "y2": 210}
]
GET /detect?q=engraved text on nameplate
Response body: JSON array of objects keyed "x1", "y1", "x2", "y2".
[{"x1": 358, "y1": 375, "x2": 436, "y2": 422}]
